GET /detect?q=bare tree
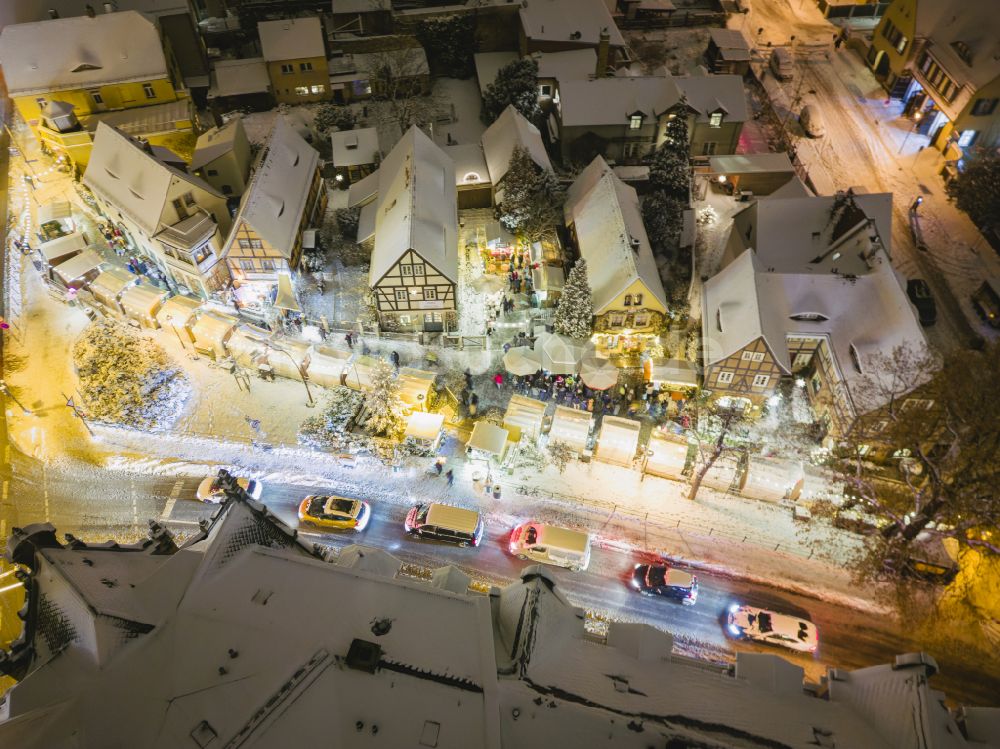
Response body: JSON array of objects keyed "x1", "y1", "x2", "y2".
[
  {"x1": 685, "y1": 396, "x2": 751, "y2": 501},
  {"x1": 364, "y1": 48, "x2": 443, "y2": 140}
]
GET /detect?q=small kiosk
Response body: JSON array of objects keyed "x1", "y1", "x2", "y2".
[
  {"x1": 38, "y1": 232, "x2": 86, "y2": 280},
  {"x1": 190, "y1": 311, "x2": 237, "y2": 360},
  {"x1": 403, "y1": 411, "x2": 445, "y2": 453},
  {"x1": 467, "y1": 421, "x2": 511, "y2": 464},
  {"x1": 503, "y1": 395, "x2": 547, "y2": 442},
  {"x1": 309, "y1": 346, "x2": 354, "y2": 388},
  {"x1": 88, "y1": 268, "x2": 138, "y2": 313},
  {"x1": 343, "y1": 355, "x2": 380, "y2": 391},
  {"x1": 643, "y1": 429, "x2": 690, "y2": 480},
  {"x1": 156, "y1": 295, "x2": 202, "y2": 341},
  {"x1": 548, "y1": 406, "x2": 592, "y2": 455},
  {"x1": 119, "y1": 284, "x2": 169, "y2": 328},
  {"x1": 51, "y1": 249, "x2": 104, "y2": 290},
  {"x1": 594, "y1": 416, "x2": 641, "y2": 467},
  {"x1": 398, "y1": 368, "x2": 436, "y2": 413}
]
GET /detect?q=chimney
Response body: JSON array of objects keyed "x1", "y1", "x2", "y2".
[
  {"x1": 85, "y1": 4, "x2": 96, "y2": 17},
  {"x1": 48, "y1": 8, "x2": 59, "y2": 18},
  {"x1": 596, "y1": 27, "x2": 610, "y2": 78}
]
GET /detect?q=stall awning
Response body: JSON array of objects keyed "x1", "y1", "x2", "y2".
[
  {"x1": 398, "y1": 367, "x2": 436, "y2": 411},
  {"x1": 594, "y1": 416, "x2": 641, "y2": 467},
  {"x1": 274, "y1": 272, "x2": 301, "y2": 313},
  {"x1": 644, "y1": 431, "x2": 689, "y2": 479},
  {"x1": 191, "y1": 311, "x2": 237, "y2": 353},
  {"x1": 645, "y1": 358, "x2": 700, "y2": 388},
  {"x1": 548, "y1": 406, "x2": 592, "y2": 454},
  {"x1": 53, "y1": 249, "x2": 104, "y2": 284},
  {"x1": 404, "y1": 412, "x2": 445, "y2": 442},
  {"x1": 90, "y1": 268, "x2": 137, "y2": 301},
  {"x1": 531, "y1": 265, "x2": 564, "y2": 293},
  {"x1": 120, "y1": 284, "x2": 168, "y2": 319},
  {"x1": 503, "y1": 395, "x2": 547, "y2": 440},
  {"x1": 156, "y1": 295, "x2": 203, "y2": 329},
  {"x1": 39, "y1": 231, "x2": 86, "y2": 263},
  {"x1": 344, "y1": 355, "x2": 380, "y2": 391},
  {"x1": 468, "y1": 421, "x2": 509, "y2": 457},
  {"x1": 38, "y1": 200, "x2": 73, "y2": 225}
]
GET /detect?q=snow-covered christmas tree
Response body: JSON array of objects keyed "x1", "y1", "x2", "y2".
[
  {"x1": 363, "y1": 359, "x2": 405, "y2": 437},
  {"x1": 498, "y1": 146, "x2": 565, "y2": 242},
  {"x1": 553, "y1": 259, "x2": 594, "y2": 340},
  {"x1": 299, "y1": 386, "x2": 364, "y2": 449},
  {"x1": 73, "y1": 319, "x2": 189, "y2": 429}
]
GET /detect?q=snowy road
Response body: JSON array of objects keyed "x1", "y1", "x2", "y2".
[{"x1": 5, "y1": 450, "x2": 998, "y2": 706}]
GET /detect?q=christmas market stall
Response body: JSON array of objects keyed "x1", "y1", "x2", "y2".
[
  {"x1": 225, "y1": 324, "x2": 272, "y2": 370},
  {"x1": 503, "y1": 395, "x2": 547, "y2": 442},
  {"x1": 308, "y1": 346, "x2": 354, "y2": 388},
  {"x1": 156, "y1": 295, "x2": 202, "y2": 341},
  {"x1": 403, "y1": 411, "x2": 445, "y2": 453},
  {"x1": 398, "y1": 367, "x2": 436, "y2": 413},
  {"x1": 467, "y1": 421, "x2": 512, "y2": 464},
  {"x1": 594, "y1": 416, "x2": 641, "y2": 468},
  {"x1": 51, "y1": 248, "x2": 104, "y2": 290},
  {"x1": 643, "y1": 428, "x2": 690, "y2": 480},
  {"x1": 190, "y1": 311, "x2": 237, "y2": 360},
  {"x1": 262, "y1": 339, "x2": 311, "y2": 382},
  {"x1": 547, "y1": 405, "x2": 592, "y2": 455},
  {"x1": 37, "y1": 200, "x2": 75, "y2": 239},
  {"x1": 88, "y1": 268, "x2": 138, "y2": 313},
  {"x1": 119, "y1": 283, "x2": 169, "y2": 328},
  {"x1": 38, "y1": 231, "x2": 85, "y2": 281},
  {"x1": 343, "y1": 355, "x2": 380, "y2": 391},
  {"x1": 530, "y1": 264, "x2": 564, "y2": 307}
]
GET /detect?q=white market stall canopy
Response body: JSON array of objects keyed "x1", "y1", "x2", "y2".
[
  {"x1": 741, "y1": 457, "x2": 805, "y2": 502},
  {"x1": 503, "y1": 395, "x2": 547, "y2": 441},
  {"x1": 343, "y1": 355, "x2": 380, "y2": 391},
  {"x1": 226, "y1": 324, "x2": 271, "y2": 368},
  {"x1": 531, "y1": 265, "x2": 564, "y2": 294},
  {"x1": 191, "y1": 311, "x2": 237, "y2": 358},
  {"x1": 548, "y1": 406, "x2": 592, "y2": 454},
  {"x1": 156, "y1": 295, "x2": 203, "y2": 330},
  {"x1": 468, "y1": 421, "x2": 510, "y2": 458},
  {"x1": 89, "y1": 268, "x2": 138, "y2": 307},
  {"x1": 265, "y1": 340, "x2": 312, "y2": 381},
  {"x1": 398, "y1": 367, "x2": 436, "y2": 411},
  {"x1": 309, "y1": 346, "x2": 354, "y2": 388},
  {"x1": 644, "y1": 430, "x2": 689, "y2": 480},
  {"x1": 119, "y1": 284, "x2": 168, "y2": 327},
  {"x1": 404, "y1": 411, "x2": 445, "y2": 443},
  {"x1": 644, "y1": 358, "x2": 700, "y2": 389},
  {"x1": 37, "y1": 200, "x2": 73, "y2": 225},
  {"x1": 53, "y1": 249, "x2": 104, "y2": 285},
  {"x1": 699, "y1": 455, "x2": 741, "y2": 493},
  {"x1": 594, "y1": 416, "x2": 641, "y2": 467},
  {"x1": 533, "y1": 331, "x2": 586, "y2": 375},
  {"x1": 503, "y1": 347, "x2": 541, "y2": 376},
  {"x1": 39, "y1": 231, "x2": 86, "y2": 265}
]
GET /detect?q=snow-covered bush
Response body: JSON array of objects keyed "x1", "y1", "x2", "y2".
[
  {"x1": 336, "y1": 207, "x2": 361, "y2": 239},
  {"x1": 546, "y1": 440, "x2": 575, "y2": 474},
  {"x1": 299, "y1": 387, "x2": 364, "y2": 449},
  {"x1": 363, "y1": 359, "x2": 405, "y2": 437},
  {"x1": 73, "y1": 320, "x2": 189, "y2": 429}
]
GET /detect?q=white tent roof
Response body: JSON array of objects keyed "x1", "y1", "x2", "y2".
[
  {"x1": 37, "y1": 201, "x2": 73, "y2": 225},
  {"x1": 0, "y1": 11, "x2": 167, "y2": 96},
  {"x1": 564, "y1": 157, "x2": 666, "y2": 314},
  {"x1": 39, "y1": 232, "x2": 86, "y2": 263},
  {"x1": 191, "y1": 311, "x2": 237, "y2": 348},
  {"x1": 369, "y1": 126, "x2": 458, "y2": 286},
  {"x1": 331, "y1": 127, "x2": 379, "y2": 169},
  {"x1": 481, "y1": 105, "x2": 552, "y2": 186},
  {"x1": 156, "y1": 295, "x2": 202, "y2": 328},
  {"x1": 503, "y1": 395, "x2": 547, "y2": 439},
  {"x1": 594, "y1": 416, "x2": 641, "y2": 467},
  {"x1": 208, "y1": 58, "x2": 270, "y2": 98},
  {"x1": 120, "y1": 283, "x2": 168, "y2": 318},
  {"x1": 645, "y1": 357, "x2": 699, "y2": 387},
  {"x1": 232, "y1": 117, "x2": 319, "y2": 259},
  {"x1": 468, "y1": 421, "x2": 509, "y2": 456},
  {"x1": 89, "y1": 268, "x2": 136, "y2": 300},
  {"x1": 258, "y1": 17, "x2": 325, "y2": 61},
  {"x1": 548, "y1": 405, "x2": 592, "y2": 453},
  {"x1": 404, "y1": 411, "x2": 445, "y2": 442},
  {"x1": 53, "y1": 248, "x2": 104, "y2": 283}
]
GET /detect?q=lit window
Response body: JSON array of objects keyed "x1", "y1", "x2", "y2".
[
  {"x1": 709, "y1": 112, "x2": 723, "y2": 128},
  {"x1": 238, "y1": 239, "x2": 251, "y2": 250},
  {"x1": 250, "y1": 239, "x2": 263, "y2": 249},
  {"x1": 295, "y1": 86, "x2": 310, "y2": 96},
  {"x1": 399, "y1": 315, "x2": 411, "y2": 325},
  {"x1": 261, "y1": 259, "x2": 276, "y2": 271},
  {"x1": 741, "y1": 351, "x2": 754, "y2": 361},
  {"x1": 957, "y1": 130, "x2": 978, "y2": 148},
  {"x1": 310, "y1": 84, "x2": 325, "y2": 94},
  {"x1": 143, "y1": 83, "x2": 155, "y2": 99},
  {"x1": 624, "y1": 294, "x2": 633, "y2": 306},
  {"x1": 634, "y1": 293, "x2": 643, "y2": 305},
  {"x1": 752, "y1": 374, "x2": 770, "y2": 388},
  {"x1": 717, "y1": 371, "x2": 734, "y2": 384},
  {"x1": 300, "y1": 62, "x2": 314, "y2": 72},
  {"x1": 629, "y1": 114, "x2": 643, "y2": 129}
]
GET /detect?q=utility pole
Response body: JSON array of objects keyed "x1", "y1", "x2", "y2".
[
  {"x1": 62, "y1": 392, "x2": 94, "y2": 436},
  {"x1": 0, "y1": 380, "x2": 30, "y2": 414}
]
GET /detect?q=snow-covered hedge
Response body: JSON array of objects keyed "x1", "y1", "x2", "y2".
[
  {"x1": 73, "y1": 320, "x2": 189, "y2": 429},
  {"x1": 299, "y1": 386, "x2": 364, "y2": 450}
]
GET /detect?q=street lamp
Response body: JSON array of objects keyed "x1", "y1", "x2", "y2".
[
  {"x1": 0, "y1": 379, "x2": 31, "y2": 414},
  {"x1": 268, "y1": 343, "x2": 315, "y2": 407},
  {"x1": 898, "y1": 111, "x2": 923, "y2": 154}
]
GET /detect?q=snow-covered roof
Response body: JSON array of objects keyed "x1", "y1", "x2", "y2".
[
  {"x1": 332, "y1": 0, "x2": 391, "y2": 11},
  {"x1": 549, "y1": 405, "x2": 592, "y2": 452},
  {"x1": 39, "y1": 231, "x2": 86, "y2": 263},
  {"x1": 564, "y1": 156, "x2": 667, "y2": 314},
  {"x1": 156, "y1": 294, "x2": 202, "y2": 328},
  {"x1": 348, "y1": 169, "x2": 380, "y2": 208},
  {"x1": 120, "y1": 283, "x2": 168, "y2": 317},
  {"x1": 331, "y1": 127, "x2": 379, "y2": 169},
  {"x1": 369, "y1": 126, "x2": 458, "y2": 286},
  {"x1": 0, "y1": 11, "x2": 168, "y2": 96},
  {"x1": 535, "y1": 49, "x2": 598, "y2": 82},
  {"x1": 257, "y1": 17, "x2": 325, "y2": 62},
  {"x1": 90, "y1": 268, "x2": 137, "y2": 300},
  {"x1": 708, "y1": 152, "x2": 795, "y2": 176},
  {"x1": 229, "y1": 117, "x2": 320, "y2": 259},
  {"x1": 913, "y1": 1, "x2": 1000, "y2": 92},
  {"x1": 81, "y1": 98, "x2": 193, "y2": 137},
  {"x1": 481, "y1": 105, "x2": 552, "y2": 186},
  {"x1": 190, "y1": 118, "x2": 246, "y2": 170},
  {"x1": 468, "y1": 421, "x2": 510, "y2": 456},
  {"x1": 474, "y1": 51, "x2": 519, "y2": 92},
  {"x1": 767, "y1": 176, "x2": 813, "y2": 199},
  {"x1": 503, "y1": 395, "x2": 547, "y2": 439},
  {"x1": 676, "y1": 73, "x2": 749, "y2": 123},
  {"x1": 207, "y1": 57, "x2": 270, "y2": 98},
  {"x1": 709, "y1": 28, "x2": 751, "y2": 60},
  {"x1": 445, "y1": 144, "x2": 490, "y2": 187},
  {"x1": 83, "y1": 123, "x2": 222, "y2": 236},
  {"x1": 52, "y1": 249, "x2": 104, "y2": 283},
  {"x1": 558, "y1": 75, "x2": 683, "y2": 127},
  {"x1": 336, "y1": 48, "x2": 430, "y2": 80},
  {"x1": 404, "y1": 411, "x2": 444, "y2": 441},
  {"x1": 594, "y1": 415, "x2": 641, "y2": 466},
  {"x1": 519, "y1": 0, "x2": 625, "y2": 48}
]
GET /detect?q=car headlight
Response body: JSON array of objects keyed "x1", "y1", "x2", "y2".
[
  {"x1": 630, "y1": 578, "x2": 641, "y2": 589},
  {"x1": 728, "y1": 603, "x2": 741, "y2": 614},
  {"x1": 728, "y1": 623, "x2": 741, "y2": 636}
]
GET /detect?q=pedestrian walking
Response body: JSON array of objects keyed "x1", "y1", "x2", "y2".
[
  {"x1": 470, "y1": 393, "x2": 479, "y2": 407},
  {"x1": 464, "y1": 368, "x2": 473, "y2": 389},
  {"x1": 446, "y1": 469, "x2": 455, "y2": 488},
  {"x1": 345, "y1": 332, "x2": 354, "y2": 348},
  {"x1": 435, "y1": 461, "x2": 444, "y2": 477},
  {"x1": 391, "y1": 350, "x2": 400, "y2": 369},
  {"x1": 494, "y1": 372, "x2": 503, "y2": 390}
]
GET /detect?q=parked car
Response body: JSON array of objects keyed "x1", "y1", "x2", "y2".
[
  {"x1": 196, "y1": 475, "x2": 262, "y2": 503},
  {"x1": 726, "y1": 603, "x2": 818, "y2": 654},
  {"x1": 906, "y1": 279, "x2": 937, "y2": 326},
  {"x1": 509, "y1": 522, "x2": 591, "y2": 571},
  {"x1": 799, "y1": 104, "x2": 825, "y2": 138},
  {"x1": 404, "y1": 503, "x2": 484, "y2": 547},
  {"x1": 631, "y1": 563, "x2": 698, "y2": 605},
  {"x1": 770, "y1": 47, "x2": 794, "y2": 80},
  {"x1": 298, "y1": 495, "x2": 370, "y2": 532}
]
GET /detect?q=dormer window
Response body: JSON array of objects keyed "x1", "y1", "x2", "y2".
[
  {"x1": 709, "y1": 111, "x2": 723, "y2": 128},
  {"x1": 790, "y1": 312, "x2": 828, "y2": 321},
  {"x1": 951, "y1": 40, "x2": 972, "y2": 65},
  {"x1": 629, "y1": 114, "x2": 643, "y2": 130}
]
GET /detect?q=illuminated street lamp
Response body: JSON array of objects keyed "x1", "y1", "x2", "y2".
[{"x1": 899, "y1": 111, "x2": 924, "y2": 154}]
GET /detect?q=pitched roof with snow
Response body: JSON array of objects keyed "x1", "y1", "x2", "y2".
[
  {"x1": 257, "y1": 17, "x2": 325, "y2": 62},
  {"x1": 519, "y1": 0, "x2": 625, "y2": 48},
  {"x1": 676, "y1": 73, "x2": 749, "y2": 123},
  {"x1": 228, "y1": 117, "x2": 320, "y2": 258},
  {"x1": 83, "y1": 123, "x2": 222, "y2": 236},
  {"x1": 535, "y1": 49, "x2": 598, "y2": 82},
  {"x1": 481, "y1": 105, "x2": 552, "y2": 186},
  {"x1": 0, "y1": 10, "x2": 168, "y2": 96},
  {"x1": 190, "y1": 118, "x2": 247, "y2": 170},
  {"x1": 208, "y1": 57, "x2": 270, "y2": 98},
  {"x1": 564, "y1": 156, "x2": 667, "y2": 314},
  {"x1": 558, "y1": 75, "x2": 683, "y2": 127},
  {"x1": 370, "y1": 126, "x2": 458, "y2": 285},
  {"x1": 331, "y1": 127, "x2": 379, "y2": 169}
]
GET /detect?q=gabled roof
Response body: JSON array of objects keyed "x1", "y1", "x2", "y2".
[
  {"x1": 676, "y1": 74, "x2": 749, "y2": 123},
  {"x1": 229, "y1": 117, "x2": 320, "y2": 258},
  {"x1": 558, "y1": 75, "x2": 683, "y2": 127},
  {"x1": 331, "y1": 127, "x2": 379, "y2": 169},
  {"x1": 257, "y1": 17, "x2": 325, "y2": 62},
  {"x1": 83, "y1": 123, "x2": 222, "y2": 236},
  {"x1": 190, "y1": 118, "x2": 247, "y2": 170},
  {"x1": 519, "y1": 0, "x2": 625, "y2": 48},
  {"x1": 208, "y1": 57, "x2": 270, "y2": 98},
  {"x1": 370, "y1": 126, "x2": 458, "y2": 285},
  {"x1": 535, "y1": 49, "x2": 598, "y2": 82},
  {"x1": 0, "y1": 10, "x2": 168, "y2": 96},
  {"x1": 481, "y1": 105, "x2": 552, "y2": 186},
  {"x1": 564, "y1": 156, "x2": 667, "y2": 314}
]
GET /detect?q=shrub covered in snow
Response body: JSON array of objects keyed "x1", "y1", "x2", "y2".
[
  {"x1": 481, "y1": 58, "x2": 540, "y2": 125},
  {"x1": 299, "y1": 386, "x2": 364, "y2": 449},
  {"x1": 73, "y1": 320, "x2": 189, "y2": 429},
  {"x1": 364, "y1": 359, "x2": 405, "y2": 437}
]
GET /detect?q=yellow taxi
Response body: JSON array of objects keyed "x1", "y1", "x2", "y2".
[{"x1": 298, "y1": 495, "x2": 371, "y2": 532}]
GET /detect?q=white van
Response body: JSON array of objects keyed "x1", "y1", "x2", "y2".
[
  {"x1": 770, "y1": 47, "x2": 794, "y2": 81},
  {"x1": 508, "y1": 522, "x2": 591, "y2": 571}
]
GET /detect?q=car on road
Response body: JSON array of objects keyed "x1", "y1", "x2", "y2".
[
  {"x1": 906, "y1": 278, "x2": 937, "y2": 326},
  {"x1": 770, "y1": 47, "x2": 794, "y2": 81},
  {"x1": 196, "y1": 475, "x2": 262, "y2": 503},
  {"x1": 404, "y1": 503, "x2": 484, "y2": 547},
  {"x1": 799, "y1": 104, "x2": 826, "y2": 138},
  {"x1": 726, "y1": 603, "x2": 818, "y2": 654},
  {"x1": 509, "y1": 522, "x2": 591, "y2": 571},
  {"x1": 298, "y1": 495, "x2": 370, "y2": 532},
  {"x1": 631, "y1": 563, "x2": 698, "y2": 605}
]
